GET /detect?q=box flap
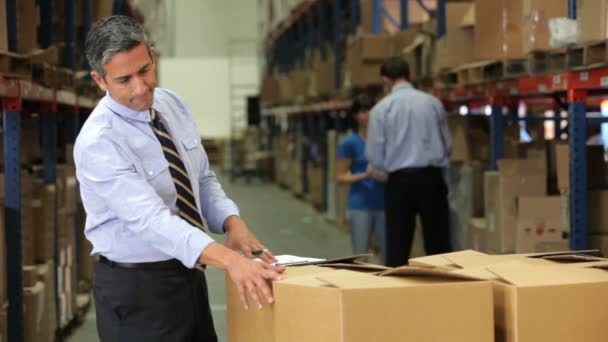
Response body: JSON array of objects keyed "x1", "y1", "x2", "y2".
[
  {"x1": 408, "y1": 249, "x2": 487, "y2": 268},
  {"x1": 527, "y1": 249, "x2": 601, "y2": 258},
  {"x1": 278, "y1": 254, "x2": 371, "y2": 267},
  {"x1": 485, "y1": 261, "x2": 608, "y2": 287},
  {"x1": 319, "y1": 262, "x2": 391, "y2": 272},
  {"x1": 442, "y1": 253, "x2": 521, "y2": 268},
  {"x1": 378, "y1": 266, "x2": 484, "y2": 281},
  {"x1": 460, "y1": 3, "x2": 475, "y2": 28}
]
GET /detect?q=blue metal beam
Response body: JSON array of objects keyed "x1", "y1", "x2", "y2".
[
  {"x1": 319, "y1": 0, "x2": 329, "y2": 60},
  {"x1": 569, "y1": 91, "x2": 588, "y2": 250},
  {"x1": 332, "y1": 0, "x2": 342, "y2": 89},
  {"x1": 83, "y1": 0, "x2": 93, "y2": 70},
  {"x1": 350, "y1": 0, "x2": 360, "y2": 34},
  {"x1": 568, "y1": 0, "x2": 577, "y2": 19},
  {"x1": 4, "y1": 106, "x2": 23, "y2": 342},
  {"x1": 372, "y1": 0, "x2": 382, "y2": 34},
  {"x1": 400, "y1": 0, "x2": 409, "y2": 30},
  {"x1": 436, "y1": 0, "x2": 446, "y2": 37},
  {"x1": 39, "y1": 0, "x2": 54, "y2": 48},
  {"x1": 6, "y1": 0, "x2": 17, "y2": 51},
  {"x1": 65, "y1": 0, "x2": 76, "y2": 69}
]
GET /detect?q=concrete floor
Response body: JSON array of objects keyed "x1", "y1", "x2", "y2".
[{"x1": 67, "y1": 173, "x2": 425, "y2": 341}]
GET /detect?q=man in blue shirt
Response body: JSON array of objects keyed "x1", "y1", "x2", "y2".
[
  {"x1": 366, "y1": 57, "x2": 453, "y2": 267},
  {"x1": 77, "y1": 16, "x2": 284, "y2": 341}
]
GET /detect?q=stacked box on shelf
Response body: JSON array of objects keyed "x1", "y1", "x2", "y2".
[
  {"x1": 555, "y1": 143, "x2": 608, "y2": 256},
  {"x1": 577, "y1": 0, "x2": 608, "y2": 43},
  {"x1": 433, "y1": 2, "x2": 475, "y2": 73},
  {"x1": 345, "y1": 34, "x2": 393, "y2": 87},
  {"x1": 359, "y1": 0, "x2": 435, "y2": 35},
  {"x1": 23, "y1": 266, "x2": 45, "y2": 342},
  {"x1": 312, "y1": 49, "x2": 336, "y2": 97},
  {"x1": 474, "y1": 0, "x2": 568, "y2": 60}
]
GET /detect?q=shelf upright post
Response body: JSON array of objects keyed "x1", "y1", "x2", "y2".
[
  {"x1": 319, "y1": 0, "x2": 329, "y2": 60},
  {"x1": 372, "y1": 0, "x2": 382, "y2": 34},
  {"x1": 65, "y1": 0, "x2": 76, "y2": 70},
  {"x1": 437, "y1": 0, "x2": 446, "y2": 37},
  {"x1": 332, "y1": 0, "x2": 342, "y2": 89},
  {"x1": 4, "y1": 96, "x2": 24, "y2": 342},
  {"x1": 400, "y1": 0, "x2": 409, "y2": 30},
  {"x1": 568, "y1": 89, "x2": 588, "y2": 250},
  {"x1": 489, "y1": 95, "x2": 505, "y2": 171}
]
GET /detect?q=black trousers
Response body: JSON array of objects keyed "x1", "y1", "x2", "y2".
[
  {"x1": 94, "y1": 261, "x2": 217, "y2": 342},
  {"x1": 385, "y1": 167, "x2": 452, "y2": 267}
]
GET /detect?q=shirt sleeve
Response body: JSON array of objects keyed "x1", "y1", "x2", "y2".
[
  {"x1": 366, "y1": 105, "x2": 386, "y2": 171},
  {"x1": 336, "y1": 137, "x2": 353, "y2": 159},
  {"x1": 197, "y1": 143, "x2": 240, "y2": 234},
  {"x1": 76, "y1": 134, "x2": 214, "y2": 268},
  {"x1": 434, "y1": 98, "x2": 453, "y2": 156}
]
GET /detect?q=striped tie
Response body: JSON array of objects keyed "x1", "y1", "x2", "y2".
[{"x1": 150, "y1": 108, "x2": 206, "y2": 230}]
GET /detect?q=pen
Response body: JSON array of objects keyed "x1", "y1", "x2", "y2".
[{"x1": 252, "y1": 248, "x2": 270, "y2": 256}]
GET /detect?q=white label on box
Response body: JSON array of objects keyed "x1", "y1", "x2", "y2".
[
  {"x1": 601, "y1": 77, "x2": 608, "y2": 87},
  {"x1": 580, "y1": 72, "x2": 589, "y2": 81},
  {"x1": 553, "y1": 75, "x2": 561, "y2": 84}
]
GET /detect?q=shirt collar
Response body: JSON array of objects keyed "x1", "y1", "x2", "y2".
[
  {"x1": 392, "y1": 82, "x2": 413, "y2": 93},
  {"x1": 102, "y1": 89, "x2": 160, "y2": 123}
]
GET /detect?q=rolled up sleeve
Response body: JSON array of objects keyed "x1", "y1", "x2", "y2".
[{"x1": 198, "y1": 145, "x2": 240, "y2": 234}]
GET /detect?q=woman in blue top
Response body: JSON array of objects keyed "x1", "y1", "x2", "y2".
[{"x1": 336, "y1": 94, "x2": 387, "y2": 264}]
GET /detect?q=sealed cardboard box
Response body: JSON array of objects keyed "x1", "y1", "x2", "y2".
[
  {"x1": 455, "y1": 261, "x2": 608, "y2": 342},
  {"x1": 24, "y1": 281, "x2": 45, "y2": 342},
  {"x1": 435, "y1": 3, "x2": 475, "y2": 70},
  {"x1": 589, "y1": 190, "x2": 608, "y2": 233},
  {"x1": 227, "y1": 264, "x2": 494, "y2": 342},
  {"x1": 486, "y1": 160, "x2": 547, "y2": 253},
  {"x1": 33, "y1": 184, "x2": 57, "y2": 263},
  {"x1": 37, "y1": 261, "x2": 56, "y2": 342},
  {"x1": 516, "y1": 196, "x2": 566, "y2": 253},
  {"x1": 475, "y1": 0, "x2": 524, "y2": 60},
  {"x1": 555, "y1": 143, "x2": 608, "y2": 191},
  {"x1": 577, "y1": 0, "x2": 608, "y2": 43},
  {"x1": 590, "y1": 234, "x2": 608, "y2": 257},
  {"x1": 523, "y1": 0, "x2": 567, "y2": 53}
]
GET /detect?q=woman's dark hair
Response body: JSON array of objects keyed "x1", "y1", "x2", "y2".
[{"x1": 349, "y1": 94, "x2": 375, "y2": 131}]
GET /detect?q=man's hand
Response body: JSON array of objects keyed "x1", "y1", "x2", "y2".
[
  {"x1": 224, "y1": 216, "x2": 277, "y2": 264},
  {"x1": 199, "y1": 243, "x2": 285, "y2": 310}
]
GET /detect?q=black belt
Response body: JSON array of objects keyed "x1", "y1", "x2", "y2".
[
  {"x1": 99, "y1": 255, "x2": 183, "y2": 270},
  {"x1": 391, "y1": 166, "x2": 441, "y2": 175}
]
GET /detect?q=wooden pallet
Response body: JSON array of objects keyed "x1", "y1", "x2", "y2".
[
  {"x1": 548, "y1": 48, "x2": 568, "y2": 73},
  {"x1": 455, "y1": 59, "x2": 528, "y2": 86},
  {"x1": 0, "y1": 50, "x2": 31, "y2": 79},
  {"x1": 527, "y1": 51, "x2": 550, "y2": 75},
  {"x1": 32, "y1": 63, "x2": 57, "y2": 88},
  {"x1": 567, "y1": 40, "x2": 608, "y2": 70},
  {"x1": 56, "y1": 67, "x2": 75, "y2": 90}
]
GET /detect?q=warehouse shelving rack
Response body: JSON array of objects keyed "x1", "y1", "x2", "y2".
[
  {"x1": 3, "y1": 1, "x2": 137, "y2": 341},
  {"x1": 261, "y1": 0, "x2": 599, "y2": 250}
]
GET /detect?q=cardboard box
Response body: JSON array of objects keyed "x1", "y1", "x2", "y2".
[
  {"x1": 486, "y1": 159, "x2": 548, "y2": 253},
  {"x1": 348, "y1": 34, "x2": 394, "y2": 62},
  {"x1": 554, "y1": 143, "x2": 608, "y2": 191},
  {"x1": 434, "y1": 3, "x2": 475, "y2": 70},
  {"x1": 23, "y1": 265, "x2": 38, "y2": 287},
  {"x1": 37, "y1": 261, "x2": 56, "y2": 342},
  {"x1": 449, "y1": 115, "x2": 471, "y2": 161},
  {"x1": 33, "y1": 185, "x2": 57, "y2": 263},
  {"x1": 577, "y1": 0, "x2": 608, "y2": 43},
  {"x1": 467, "y1": 218, "x2": 488, "y2": 252},
  {"x1": 523, "y1": 0, "x2": 568, "y2": 53},
  {"x1": 475, "y1": 0, "x2": 524, "y2": 60},
  {"x1": 0, "y1": 305, "x2": 6, "y2": 342},
  {"x1": 516, "y1": 196, "x2": 566, "y2": 253},
  {"x1": 359, "y1": 0, "x2": 436, "y2": 34},
  {"x1": 590, "y1": 235, "x2": 608, "y2": 257},
  {"x1": 0, "y1": 0, "x2": 7, "y2": 51},
  {"x1": 17, "y1": 0, "x2": 38, "y2": 53},
  {"x1": 24, "y1": 282, "x2": 45, "y2": 342},
  {"x1": 455, "y1": 260, "x2": 608, "y2": 342},
  {"x1": 589, "y1": 190, "x2": 608, "y2": 233},
  {"x1": 227, "y1": 264, "x2": 494, "y2": 342}
]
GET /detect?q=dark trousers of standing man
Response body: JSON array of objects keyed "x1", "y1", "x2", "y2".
[
  {"x1": 385, "y1": 167, "x2": 452, "y2": 267},
  {"x1": 94, "y1": 258, "x2": 217, "y2": 342}
]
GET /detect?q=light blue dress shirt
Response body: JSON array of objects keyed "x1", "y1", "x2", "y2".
[
  {"x1": 366, "y1": 82, "x2": 452, "y2": 173},
  {"x1": 74, "y1": 88, "x2": 239, "y2": 268}
]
